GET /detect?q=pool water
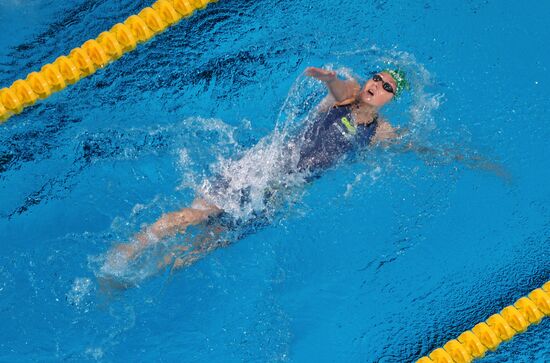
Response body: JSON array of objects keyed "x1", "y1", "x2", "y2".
[{"x1": 1, "y1": 0, "x2": 549, "y2": 362}]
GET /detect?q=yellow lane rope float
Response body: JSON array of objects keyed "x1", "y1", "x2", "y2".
[
  {"x1": 0, "y1": 0, "x2": 216, "y2": 123},
  {"x1": 416, "y1": 280, "x2": 550, "y2": 363}
]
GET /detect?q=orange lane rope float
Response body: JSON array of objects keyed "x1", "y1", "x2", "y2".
[
  {"x1": 416, "y1": 280, "x2": 550, "y2": 363},
  {"x1": 0, "y1": 0, "x2": 215, "y2": 123}
]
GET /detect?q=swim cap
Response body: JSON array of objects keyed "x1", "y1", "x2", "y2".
[{"x1": 382, "y1": 69, "x2": 409, "y2": 97}]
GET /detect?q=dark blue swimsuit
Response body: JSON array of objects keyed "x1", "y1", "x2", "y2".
[{"x1": 297, "y1": 105, "x2": 379, "y2": 175}]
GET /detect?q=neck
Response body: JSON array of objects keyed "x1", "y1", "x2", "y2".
[{"x1": 350, "y1": 102, "x2": 378, "y2": 125}]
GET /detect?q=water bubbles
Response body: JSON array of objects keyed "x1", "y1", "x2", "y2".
[
  {"x1": 66, "y1": 277, "x2": 92, "y2": 310},
  {"x1": 177, "y1": 148, "x2": 192, "y2": 166},
  {"x1": 85, "y1": 347, "x2": 104, "y2": 360}
]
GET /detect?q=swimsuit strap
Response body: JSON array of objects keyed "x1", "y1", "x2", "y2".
[
  {"x1": 370, "y1": 113, "x2": 379, "y2": 130},
  {"x1": 356, "y1": 112, "x2": 378, "y2": 128},
  {"x1": 355, "y1": 113, "x2": 379, "y2": 146}
]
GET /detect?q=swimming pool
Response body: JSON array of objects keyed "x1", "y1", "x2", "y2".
[{"x1": 1, "y1": 0, "x2": 549, "y2": 361}]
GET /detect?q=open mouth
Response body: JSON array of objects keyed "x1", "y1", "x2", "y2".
[{"x1": 367, "y1": 89, "x2": 374, "y2": 96}]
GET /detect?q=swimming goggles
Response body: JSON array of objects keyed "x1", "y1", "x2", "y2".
[{"x1": 372, "y1": 74, "x2": 395, "y2": 94}]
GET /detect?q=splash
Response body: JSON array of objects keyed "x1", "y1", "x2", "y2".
[
  {"x1": 197, "y1": 131, "x2": 305, "y2": 219},
  {"x1": 194, "y1": 74, "x2": 329, "y2": 220},
  {"x1": 97, "y1": 49, "x2": 443, "y2": 285},
  {"x1": 198, "y1": 48, "x2": 443, "y2": 217}
]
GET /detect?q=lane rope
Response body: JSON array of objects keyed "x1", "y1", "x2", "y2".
[
  {"x1": 3, "y1": 4, "x2": 549, "y2": 361},
  {"x1": 0, "y1": 0, "x2": 217, "y2": 123},
  {"x1": 416, "y1": 280, "x2": 550, "y2": 363}
]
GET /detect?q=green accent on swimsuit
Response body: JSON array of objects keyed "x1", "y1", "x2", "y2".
[{"x1": 340, "y1": 116, "x2": 356, "y2": 134}]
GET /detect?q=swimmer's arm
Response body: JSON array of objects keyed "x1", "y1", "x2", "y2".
[
  {"x1": 387, "y1": 129, "x2": 511, "y2": 182},
  {"x1": 305, "y1": 67, "x2": 360, "y2": 103}
]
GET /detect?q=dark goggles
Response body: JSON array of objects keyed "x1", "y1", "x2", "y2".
[{"x1": 372, "y1": 74, "x2": 395, "y2": 94}]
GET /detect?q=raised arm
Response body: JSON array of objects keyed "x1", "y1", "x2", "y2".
[{"x1": 305, "y1": 67, "x2": 360, "y2": 104}]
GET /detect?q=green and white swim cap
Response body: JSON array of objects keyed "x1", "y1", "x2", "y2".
[{"x1": 382, "y1": 69, "x2": 410, "y2": 97}]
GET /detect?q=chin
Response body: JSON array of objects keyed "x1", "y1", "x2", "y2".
[{"x1": 360, "y1": 97, "x2": 379, "y2": 107}]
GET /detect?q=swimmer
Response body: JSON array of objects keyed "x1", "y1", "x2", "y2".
[{"x1": 100, "y1": 67, "x2": 506, "y2": 286}]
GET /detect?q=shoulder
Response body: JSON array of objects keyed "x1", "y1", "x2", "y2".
[{"x1": 372, "y1": 119, "x2": 397, "y2": 144}]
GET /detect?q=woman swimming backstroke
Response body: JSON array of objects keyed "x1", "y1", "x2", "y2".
[{"x1": 100, "y1": 66, "x2": 504, "y2": 286}]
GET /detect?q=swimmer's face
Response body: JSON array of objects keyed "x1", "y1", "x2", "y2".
[{"x1": 358, "y1": 72, "x2": 396, "y2": 107}]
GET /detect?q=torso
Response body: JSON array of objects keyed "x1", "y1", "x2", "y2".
[{"x1": 296, "y1": 105, "x2": 378, "y2": 173}]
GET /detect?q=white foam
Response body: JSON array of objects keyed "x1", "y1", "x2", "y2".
[
  {"x1": 85, "y1": 347, "x2": 104, "y2": 360},
  {"x1": 66, "y1": 277, "x2": 92, "y2": 309},
  {"x1": 197, "y1": 130, "x2": 305, "y2": 219}
]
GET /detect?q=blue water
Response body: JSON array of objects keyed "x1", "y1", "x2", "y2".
[{"x1": 1, "y1": 0, "x2": 549, "y2": 362}]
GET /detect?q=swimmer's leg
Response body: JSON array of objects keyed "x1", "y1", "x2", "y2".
[
  {"x1": 157, "y1": 222, "x2": 229, "y2": 272},
  {"x1": 112, "y1": 198, "x2": 222, "y2": 260}
]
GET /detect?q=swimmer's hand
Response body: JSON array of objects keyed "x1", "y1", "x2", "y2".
[
  {"x1": 451, "y1": 151, "x2": 512, "y2": 183},
  {"x1": 305, "y1": 67, "x2": 337, "y2": 82}
]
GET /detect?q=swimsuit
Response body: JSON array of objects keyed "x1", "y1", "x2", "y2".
[{"x1": 296, "y1": 104, "x2": 379, "y2": 176}]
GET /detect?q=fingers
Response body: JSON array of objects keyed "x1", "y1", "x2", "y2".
[
  {"x1": 304, "y1": 67, "x2": 317, "y2": 76},
  {"x1": 305, "y1": 67, "x2": 336, "y2": 81},
  {"x1": 305, "y1": 66, "x2": 325, "y2": 76}
]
